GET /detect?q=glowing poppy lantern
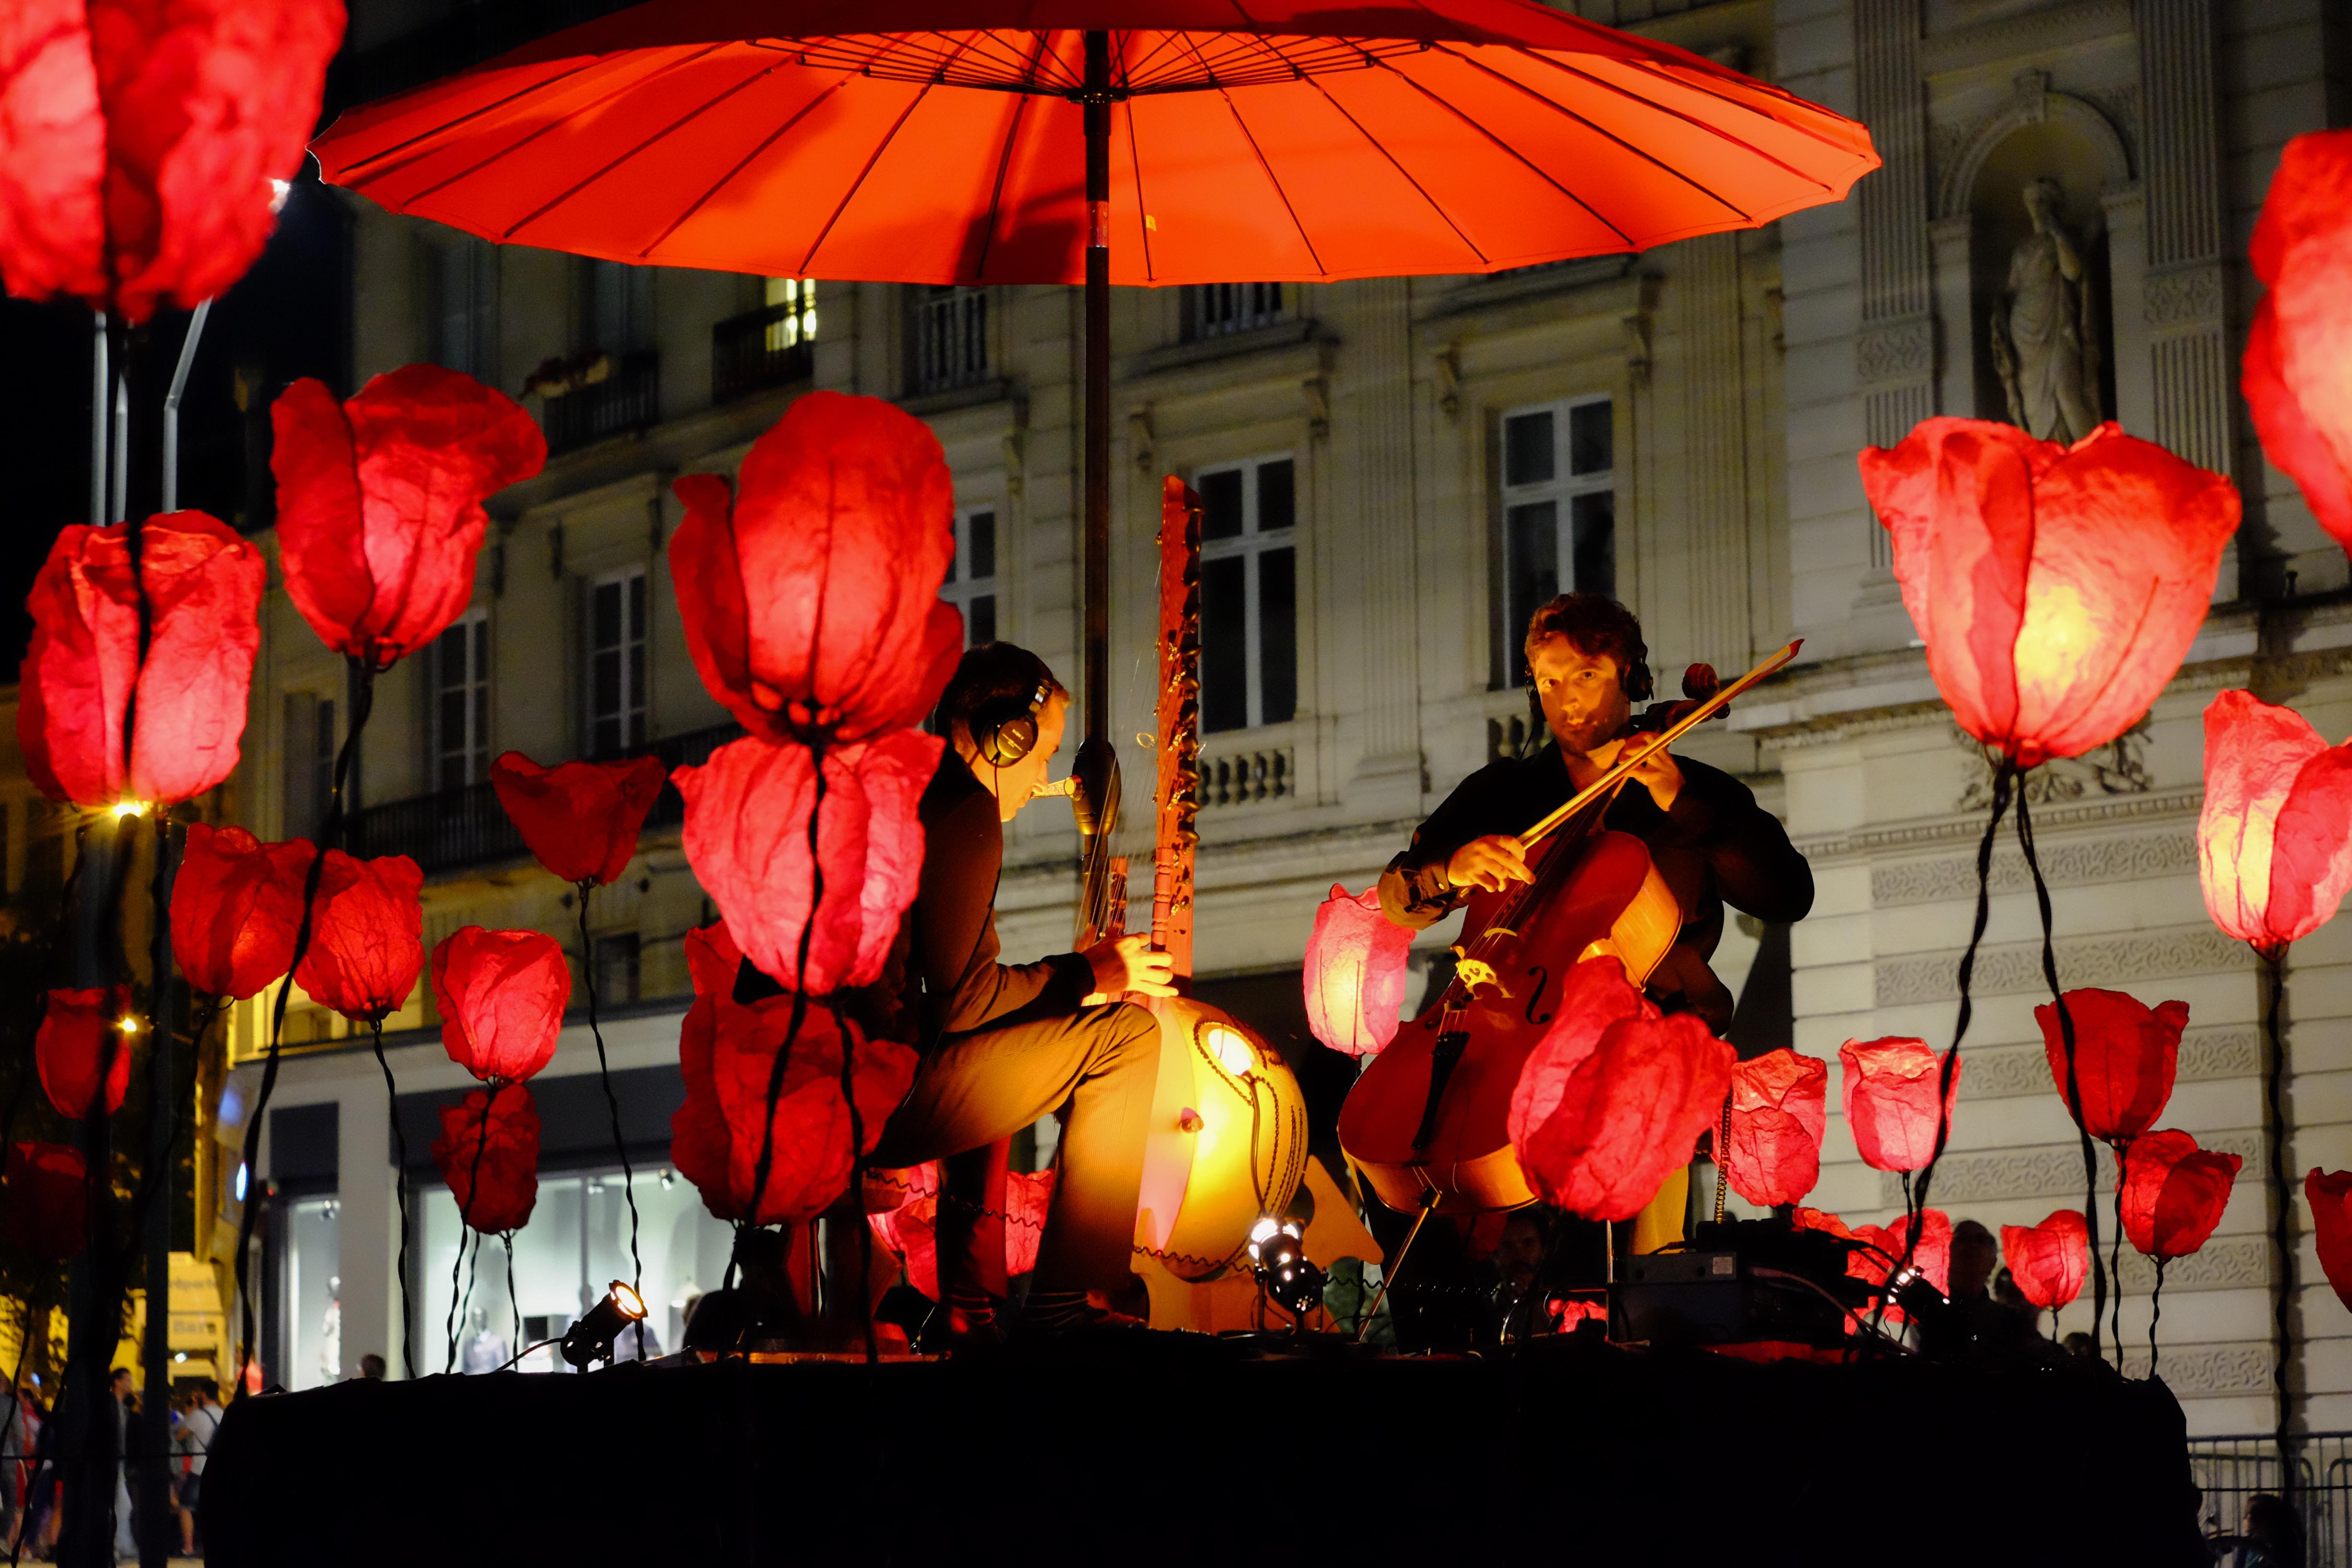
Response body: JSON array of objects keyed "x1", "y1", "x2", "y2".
[
  {"x1": 271, "y1": 366, "x2": 545, "y2": 670},
  {"x1": 490, "y1": 752, "x2": 666, "y2": 887},
  {"x1": 669, "y1": 923, "x2": 917, "y2": 1225},
  {"x1": 2034, "y1": 988, "x2": 2185, "y2": 1146},
  {"x1": 430, "y1": 1085, "x2": 540, "y2": 1235},
  {"x1": 670, "y1": 392, "x2": 962, "y2": 745},
  {"x1": 2244, "y1": 129, "x2": 2352, "y2": 554},
  {"x1": 1507, "y1": 957, "x2": 1733, "y2": 1221},
  {"x1": 674, "y1": 730, "x2": 941, "y2": 996},
  {"x1": 1004, "y1": 1168, "x2": 1054, "y2": 1279},
  {"x1": 1303, "y1": 883, "x2": 1414, "y2": 1057},
  {"x1": 1839, "y1": 1038, "x2": 1960, "y2": 1174},
  {"x1": 1849, "y1": 1209, "x2": 1952, "y2": 1315},
  {"x1": 18, "y1": 511, "x2": 264, "y2": 809},
  {"x1": 2120, "y1": 1128, "x2": 2241, "y2": 1260},
  {"x1": 868, "y1": 1163, "x2": 1057, "y2": 1296},
  {"x1": 0, "y1": 1143, "x2": 89, "y2": 1260},
  {"x1": 36, "y1": 986, "x2": 132, "y2": 1118},
  {"x1": 430, "y1": 927, "x2": 569, "y2": 1086},
  {"x1": 1723, "y1": 1048, "x2": 1828, "y2": 1207},
  {"x1": 2001, "y1": 1209, "x2": 2090, "y2": 1313},
  {"x1": 2306, "y1": 1169, "x2": 2352, "y2": 1312},
  {"x1": 2198, "y1": 690, "x2": 2352, "y2": 958},
  {"x1": 1858, "y1": 418, "x2": 2238, "y2": 767},
  {"x1": 171, "y1": 824, "x2": 314, "y2": 1001},
  {"x1": 0, "y1": 0, "x2": 343, "y2": 324},
  {"x1": 294, "y1": 850, "x2": 424, "y2": 1023}
]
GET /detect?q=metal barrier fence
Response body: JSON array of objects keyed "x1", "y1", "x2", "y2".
[{"x1": 2189, "y1": 1433, "x2": 2352, "y2": 1564}]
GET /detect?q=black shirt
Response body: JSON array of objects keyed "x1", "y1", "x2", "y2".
[{"x1": 1377, "y1": 744, "x2": 1813, "y2": 1028}]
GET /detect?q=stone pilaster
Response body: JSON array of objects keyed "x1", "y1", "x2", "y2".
[
  {"x1": 1345, "y1": 276, "x2": 1422, "y2": 807},
  {"x1": 2134, "y1": 0, "x2": 2232, "y2": 481},
  {"x1": 1678, "y1": 234, "x2": 1753, "y2": 674},
  {"x1": 1853, "y1": 0, "x2": 1934, "y2": 574}
]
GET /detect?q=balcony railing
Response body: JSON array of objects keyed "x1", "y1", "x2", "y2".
[
  {"x1": 1191, "y1": 282, "x2": 1286, "y2": 340},
  {"x1": 348, "y1": 721, "x2": 741, "y2": 877},
  {"x1": 910, "y1": 286, "x2": 990, "y2": 395},
  {"x1": 712, "y1": 304, "x2": 814, "y2": 403},
  {"x1": 542, "y1": 349, "x2": 659, "y2": 456}
]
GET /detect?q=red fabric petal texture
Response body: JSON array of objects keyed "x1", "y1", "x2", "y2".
[
  {"x1": 0, "y1": 1142, "x2": 88, "y2": 1260},
  {"x1": 0, "y1": 0, "x2": 344, "y2": 323},
  {"x1": 2307, "y1": 1169, "x2": 2352, "y2": 1313},
  {"x1": 490, "y1": 751, "x2": 666, "y2": 887},
  {"x1": 2120, "y1": 1128, "x2": 2240, "y2": 1260},
  {"x1": 2034, "y1": 988, "x2": 2184, "y2": 1146},
  {"x1": 430, "y1": 1083, "x2": 539, "y2": 1235},
  {"x1": 1860, "y1": 417, "x2": 2237, "y2": 767},
  {"x1": 669, "y1": 392, "x2": 959, "y2": 745},
  {"x1": 171, "y1": 823, "x2": 313, "y2": 1000},
  {"x1": 1724, "y1": 1048, "x2": 1826, "y2": 1207},
  {"x1": 2198, "y1": 689, "x2": 2352, "y2": 952},
  {"x1": 1507, "y1": 956, "x2": 1657, "y2": 1152},
  {"x1": 430, "y1": 926, "x2": 569, "y2": 1086},
  {"x1": 294, "y1": 849, "x2": 423, "y2": 1022},
  {"x1": 1303, "y1": 882, "x2": 1414, "y2": 1057},
  {"x1": 867, "y1": 1162, "x2": 1055, "y2": 1294},
  {"x1": 2000, "y1": 1209, "x2": 2089, "y2": 1311},
  {"x1": 35, "y1": 985, "x2": 130, "y2": 1118},
  {"x1": 272, "y1": 366, "x2": 545, "y2": 668},
  {"x1": 2248, "y1": 129, "x2": 2352, "y2": 552},
  {"x1": 1838, "y1": 1037, "x2": 1958, "y2": 1174},
  {"x1": 18, "y1": 511, "x2": 264, "y2": 808},
  {"x1": 674, "y1": 729, "x2": 941, "y2": 996}
]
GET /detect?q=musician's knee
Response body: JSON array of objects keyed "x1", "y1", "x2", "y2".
[{"x1": 1089, "y1": 1000, "x2": 1160, "y2": 1073}]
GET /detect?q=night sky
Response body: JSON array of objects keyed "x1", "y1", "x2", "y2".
[{"x1": 0, "y1": 172, "x2": 352, "y2": 670}]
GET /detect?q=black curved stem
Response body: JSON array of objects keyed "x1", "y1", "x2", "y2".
[
  {"x1": 578, "y1": 885, "x2": 644, "y2": 1361},
  {"x1": 368, "y1": 1017, "x2": 416, "y2": 1381},
  {"x1": 2110, "y1": 1168, "x2": 2128, "y2": 1368},
  {"x1": 2150, "y1": 1257, "x2": 2167, "y2": 1379},
  {"x1": 830, "y1": 997, "x2": 876, "y2": 1364},
  {"x1": 447, "y1": 1084, "x2": 499, "y2": 1372},
  {"x1": 744, "y1": 752, "x2": 826, "y2": 1242},
  {"x1": 503, "y1": 1234, "x2": 519, "y2": 1353},
  {"x1": 2262, "y1": 946, "x2": 2296, "y2": 1483}
]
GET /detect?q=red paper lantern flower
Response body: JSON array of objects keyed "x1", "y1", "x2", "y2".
[
  {"x1": 1849, "y1": 1209, "x2": 1952, "y2": 1316},
  {"x1": 18, "y1": 511, "x2": 264, "y2": 808},
  {"x1": 1858, "y1": 418, "x2": 2238, "y2": 768},
  {"x1": 1004, "y1": 1167, "x2": 1054, "y2": 1279},
  {"x1": 2001, "y1": 1209, "x2": 2090, "y2": 1313},
  {"x1": 0, "y1": 0, "x2": 344, "y2": 324},
  {"x1": 1793, "y1": 1206, "x2": 1856, "y2": 1241},
  {"x1": 429, "y1": 1084, "x2": 539, "y2": 1235},
  {"x1": 2198, "y1": 690, "x2": 2352, "y2": 957},
  {"x1": 271, "y1": 366, "x2": 545, "y2": 669},
  {"x1": 490, "y1": 752, "x2": 666, "y2": 887},
  {"x1": 1839, "y1": 1038, "x2": 1960, "y2": 1175},
  {"x1": 430, "y1": 927, "x2": 568, "y2": 1086},
  {"x1": 670, "y1": 391, "x2": 962, "y2": 745},
  {"x1": 2120, "y1": 1128, "x2": 2241, "y2": 1259},
  {"x1": 294, "y1": 849, "x2": 424, "y2": 1023},
  {"x1": 171, "y1": 823, "x2": 313, "y2": 1001},
  {"x1": 670, "y1": 922, "x2": 918, "y2": 1226},
  {"x1": 1723, "y1": 1048, "x2": 1827, "y2": 1208},
  {"x1": 674, "y1": 730, "x2": 941, "y2": 996},
  {"x1": 35, "y1": 986, "x2": 131, "y2": 1118},
  {"x1": 2034, "y1": 988, "x2": 2186, "y2": 1147},
  {"x1": 1507, "y1": 957, "x2": 1734, "y2": 1222},
  {"x1": 2306, "y1": 1169, "x2": 2352, "y2": 1313},
  {"x1": 1302, "y1": 883, "x2": 1414, "y2": 1057},
  {"x1": 868, "y1": 1163, "x2": 1059, "y2": 1295},
  {"x1": 0, "y1": 1142, "x2": 89, "y2": 1260},
  {"x1": 2244, "y1": 129, "x2": 2352, "y2": 553}
]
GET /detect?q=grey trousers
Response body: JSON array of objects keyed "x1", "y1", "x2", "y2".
[{"x1": 871, "y1": 1001, "x2": 1160, "y2": 1294}]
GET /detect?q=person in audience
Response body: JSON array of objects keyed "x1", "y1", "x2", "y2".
[{"x1": 175, "y1": 1380, "x2": 222, "y2": 1558}]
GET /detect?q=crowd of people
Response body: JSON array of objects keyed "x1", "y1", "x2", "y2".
[{"x1": 0, "y1": 1372, "x2": 223, "y2": 1562}]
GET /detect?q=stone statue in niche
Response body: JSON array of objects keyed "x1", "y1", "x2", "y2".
[{"x1": 1989, "y1": 177, "x2": 2104, "y2": 442}]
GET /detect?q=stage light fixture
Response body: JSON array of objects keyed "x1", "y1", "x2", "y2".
[
  {"x1": 110, "y1": 801, "x2": 146, "y2": 821},
  {"x1": 1249, "y1": 1218, "x2": 1325, "y2": 1321},
  {"x1": 560, "y1": 1280, "x2": 648, "y2": 1369}
]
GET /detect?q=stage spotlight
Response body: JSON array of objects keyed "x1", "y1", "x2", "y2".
[
  {"x1": 1249, "y1": 1218, "x2": 1325, "y2": 1320},
  {"x1": 560, "y1": 1281, "x2": 648, "y2": 1369}
]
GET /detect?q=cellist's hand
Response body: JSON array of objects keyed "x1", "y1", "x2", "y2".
[
  {"x1": 1445, "y1": 835, "x2": 1532, "y2": 894},
  {"x1": 1626, "y1": 742, "x2": 1683, "y2": 812}
]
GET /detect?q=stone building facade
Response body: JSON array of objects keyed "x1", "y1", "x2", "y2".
[{"x1": 228, "y1": 0, "x2": 2350, "y2": 1432}]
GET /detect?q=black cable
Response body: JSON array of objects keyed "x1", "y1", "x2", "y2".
[
  {"x1": 367, "y1": 1017, "x2": 416, "y2": 1381},
  {"x1": 2150, "y1": 1257, "x2": 2167, "y2": 1379},
  {"x1": 577, "y1": 886, "x2": 645, "y2": 1362},
  {"x1": 2262, "y1": 947, "x2": 2296, "y2": 1485},
  {"x1": 446, "y1": 1086, "x2": 498, "y2": 1372}
]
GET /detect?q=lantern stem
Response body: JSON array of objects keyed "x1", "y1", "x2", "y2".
[
  {"x1": 829, "y1": 997, "x2": 878, "y2": 1364},
  {"x1": 2260, "y1": 946, "x2": 2299, "y2": 1484},
  {"x1": 365, "y1": 1016, "x2": 418, "y2": 1381},
  {"x1": 578, "y1": 887, "x2": 645, "y2": 1362},
  {"x1": 2149, "y1": 1257, "x2": 2167, "y2": 1378},
  {"x1": 447, "y1": 1084, "x2": 500, "y2": 1372}
]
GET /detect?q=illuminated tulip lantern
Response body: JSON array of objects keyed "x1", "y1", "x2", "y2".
[
  {"x1": 430, "y1": 1085, "x2": 541, "y2": 1236},
  {"x1": 431, "y1": 927, "x2": 568, "y2": 1086},
  {"x1": 1838, "y1": 1038, "x2": 1959, "y2": 1177},
  {"x1": 868, "y1": 1164, "x2": 1058, "y2": 1298},
  {"x1": 0, "y1": 1143, "x2": 90, "y2": 1261},
  {"x1": 2122, "y1": 1128, "x2": 2240, "y2": 1370},
  {"x1": 36, "y1": 987, "x2": 133, "y2": 1120},
  {"x1": 1302, "y1": 883, "x2": 1414, "y2": 1057},
  {"x1": 2034, "y1": 989, "x2": 2184, "y2": 1147},
  {"x1": 2001, "y1": 1210, "x2": 2090, "y2": 1327},
  {"x1": 2306, "y1": 1170, "x2": 2352, "y2": 1314},
  {"x1": 171, "y1": 825, "x2": 314, "y2": 1005},
  {"x1": 1723, "y1": 1048, "x2": 1827, "y2": 1208},
  {"x1": 491, "y1": 752, "x2": 666, "y2": 890},
  {"x1": 295, "y1": 850, "x2": 425, "y2": 1026},
  {"x1": 2244, "y1": 128, "x2": 2352, "y2": 555}
]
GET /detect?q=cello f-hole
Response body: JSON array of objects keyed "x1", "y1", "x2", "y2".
[{"x1": 1523, "y1": 965, "x2": 1553, "y2": 1027}]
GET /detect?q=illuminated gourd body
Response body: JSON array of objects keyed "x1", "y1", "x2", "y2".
[{"x1": 1134, "y1": 998, "x2": 1308, "y2": 1282}]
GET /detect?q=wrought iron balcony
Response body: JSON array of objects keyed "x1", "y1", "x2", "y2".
[
  {"x1": 910, "y1": 286, "x2": 990, "y2": 395},
  {"x1": 1190, "y1": 282, "x2": 1287, "y2": 340},
  {"x1": 347, "y1": 721, "x2": 742, "y2": 877},
  {"x1": 541, "y1": 349, "x2": 660, "y2": 456},
  {"x1": 712, "y1": 304, "x2": 815, "y2": 403}
]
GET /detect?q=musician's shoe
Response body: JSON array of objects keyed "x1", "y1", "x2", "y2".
[{"x1": 915, "y1": 1298, "x2": 1009, "y2": 1356}]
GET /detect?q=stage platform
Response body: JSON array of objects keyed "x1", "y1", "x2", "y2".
[{"x1": 201, "y1": 1335, "x2": 2205, "y2": 1568}]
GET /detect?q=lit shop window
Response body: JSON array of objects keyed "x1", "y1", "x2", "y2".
[
  {"x1": 1197, "y1": 455, "x2": 1297, "y2": 735},
  {"x1": 763, "y1": 277, "x2": 817, "y2": 351}
]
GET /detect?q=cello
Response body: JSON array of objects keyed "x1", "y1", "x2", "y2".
[{"x1": 1337, "y1": 640, "x2": 1801, "y2": 1219}]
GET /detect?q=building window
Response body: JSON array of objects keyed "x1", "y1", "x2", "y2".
[
  {"x1": 764, "y1": 277, "x2": 816, "y2": 352},
  {"x1": 1500, "y1": 396, "x2": 1614, "y2": 683},
  {"x1": 587, "y1": 566, "x2": 648, "y2": 757},
  {"x1": 431, "y1": 607, "x2": 490, "y2": 791},
  {"x1": 283, "y1": 693, "x2": 336, "y2": 841},
  {"x1": 431, "y1": 237, "x2": 499, "y2": 382},
  {"x1": 910, "y1": 285, "x2": 988, "y2": 394},
  {"x1": 1197, "y1": 455, "x2": 1297, "y2": 734},
  {"x1": 1191, "y1": 283, "x2": 1286, "y2": 340},
  {"x1": 942, "y1": 507, "x2": 997, "y2": 647}
]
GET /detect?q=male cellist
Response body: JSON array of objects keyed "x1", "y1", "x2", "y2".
[{"x1": 1377, "y1": 594, "x2": 1813, "y2": 1251}]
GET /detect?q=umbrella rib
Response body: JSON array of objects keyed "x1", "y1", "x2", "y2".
[
  {"x1": 334, "y1": 54, "x2": 621, "y2": 187},
  {"x1": 1520, "y1": 50, "x2": 1834, "y2": 196},
  {"x1": 637, "y1": 74, "x2": 855, "y2": 258},
  {"x1": 1125, "y1": 96, "x2": 1155, "y2": 282},
  {"x1": 500, "y1": 49, "x2": 791, "y2": 245},
  {"x1": 1302, "y1": 73, "x2": 1487, "y2": 266},
  {"x1": 1429, "y1": 44, "x2": 1757, "y2": 224},
  {"x1": 971, "y1": 87, "x2": 1035, "y2": 283},
  {"x1": 1370, "y1": 53, "x2": 1634, "y2": 248},
  {"x1": 1169, "y1": 33, "x2": 1323, "y2": 274},
  {"x1": 797, "y1": 83, "x2": 937, "y2": 275}
]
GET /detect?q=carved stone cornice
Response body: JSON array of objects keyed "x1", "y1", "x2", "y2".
[
  {"x1": 1873, "y1": 925, "x2": 2250, "y2": 1008},
  {"x1": 1945, "y1": 1027, "x2": 2255, "y2": 1101},
  {"x1": 1872, "y1": 1130, "x2": 2258, "y2": 1205},
  {"x1": 1855, "y1": 315, "x2": 1935, "y2": 387},
  {"x1": 2117, "y1": 1345, "x2": 2272, "y2": 1396},
  {"x1": 1798, "y1": 786, "x2": 2204, "y2": 864},
  {"x1": 1921, "y1": 0, "x2": 2132, "y2": 75}
]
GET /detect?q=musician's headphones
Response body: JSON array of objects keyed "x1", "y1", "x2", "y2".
[
  {"x1": 971, "y1": 677, "x2": 1052, "y2": 767},
  {"x1": 1519, "y1": 642, "x2": 1654, "y2": 713}
]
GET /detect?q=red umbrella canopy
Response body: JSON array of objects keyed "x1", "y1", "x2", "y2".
[{"x1": 306, "y1": 1, "x2": 1877, "y2": 285}]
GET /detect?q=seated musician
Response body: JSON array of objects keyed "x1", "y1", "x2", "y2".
[
  {"x1": 868, "y1": 642, "x2": 1175, "y2": 1343},
  {"x1": 1378, "y1": 594, "x2": 1813, "y2": 1249}
]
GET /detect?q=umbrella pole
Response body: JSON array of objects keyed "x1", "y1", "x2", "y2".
[{"x1": 1082, "y1": 28, "x2": 1111, "y2": 748}]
